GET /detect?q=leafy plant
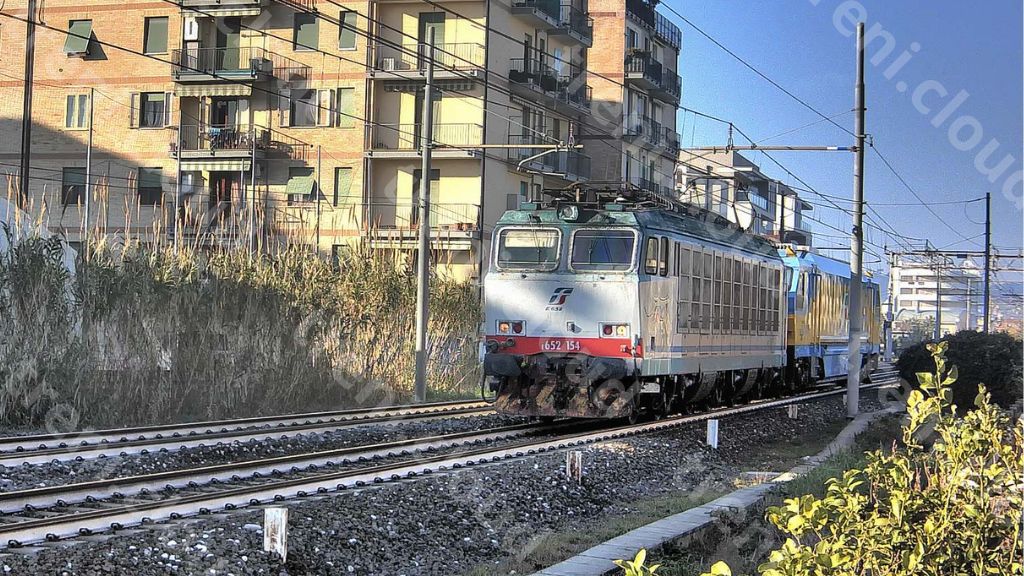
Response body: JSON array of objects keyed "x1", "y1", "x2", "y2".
[
  {"x1": 615, "y1": 549, "x2": 662, "y2": 576},
  {"x1": 703, "y1": 341, "x2": 1023, "y2": 576},
  {"x1": 897, "y1": 330, "x2": 1022, "y2": 410}
]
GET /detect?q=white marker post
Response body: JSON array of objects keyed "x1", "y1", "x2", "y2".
[
  {"x1": 788, "y1": 405, "x2": 799, "y2": 420},
  {"x1": 706, "y1": 419, "x2": 719, "y2": 449},
  {"x1": 566, "y1": 451, "x2": 583, "y2": 484},
  {"x1": 263, "y1": 507, "x2": 289, "y2": 562}
]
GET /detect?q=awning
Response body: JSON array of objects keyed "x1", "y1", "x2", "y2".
[
  {"x1": 285, "y1": 176, "x2": 317, "y2": 198},
  {"x1": 183, "y1": 7, "x2": 262, "y2": 17},
  {"x1": 63, "y1": 20, "x2": 93, "y2": 56},
  {"x1": 174, "y1": 83, "x2": 253, "y2": 97},
  {"x1": 181, "y1": 159, "x2": 251, "y2": 172}
]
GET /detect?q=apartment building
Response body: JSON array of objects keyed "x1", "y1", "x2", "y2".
[
  {"x1": 584, "y1": 0, "x2": 681, "y2": 195},
  {"x1": 1, "y1": 0, "x2": 677, "y2": 280},
  {"x1": 890, "y1": 257, "x2": 984, "y2": 335},
  {"x1": 675, "y1": 149, "x2": 814, "y2": 245}
]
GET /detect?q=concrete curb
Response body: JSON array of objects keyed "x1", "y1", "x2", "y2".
[{"x1": 529, "y1": 405, "x2": 904, "y2": 576}]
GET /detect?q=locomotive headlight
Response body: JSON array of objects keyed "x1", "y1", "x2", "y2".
[
  {"x1": 599, "y1": 323, "x2": 630, "y2": 338},
  {"x1": 558, "y1": 205, "x2": 579, "y2": 222},
  {"x1": 497, "y1": 320, "x2": 525, "y2": 335}
]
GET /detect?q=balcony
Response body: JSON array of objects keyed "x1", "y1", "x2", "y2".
[
  {"x1": 174, "y1": 0, "x2": 315, "y2": 15},
  {"x1": 171, "y1": 124, "x2": 310, "y2": 165},
  {"x1": 370, "y1": 42, "x2": 485, "y2": 80},
  {"x1": 654, "y1": 12, "x2": 682, "y2": 52},
  {"x1": 552, "y1": 4, "x2": 594, "y2": 46},
  {"x1": 507, "y1": 134, "x2": 590, "y2": 182},
  {"x1": 509, "y1": 58, "x2": 591, "y2": 113},
  {"x1": 172, "y1": 47, "x2": 309, "y2": 85},
  {"x1": 367, "y1": 123, "x2": 483, "y2": 159},
  {"x1": 365, "y1": 202, "x2": 480, "y2": 249},
  {"x1": 624, "y1": 50, "x2": 662, "y2": 91},
  {"x1": 652, "y1": 68, "x2": 681, "y2": 104},
  {"x1": 511, "y1": 0, "x2": 561, "y2": 28},
  {"x1": 625, "y1": 0, "x2": 656, "y2": 29},
  {"x1": 623, "y1": 115, "x2": 663, "y2": 145}
]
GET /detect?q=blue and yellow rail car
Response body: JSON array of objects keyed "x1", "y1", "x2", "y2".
[{"x1": 780, "y1": 247, "x2": 881, "y2": 383}]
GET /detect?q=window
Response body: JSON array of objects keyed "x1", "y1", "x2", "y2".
[
  {"x1": 143, "y1": 17, "x2": 168, "y2": 54},
  {"x1": 131, "y1": 92, "x2": 172, "y2": 128},
  {"x1": 643, "y1": 237, "x2": 658, "y2": 274},
  {"x1": 333, "y1": 167, "x2": 353, "y2": 207},
  {"x1": 290, "y1": 89, "x2": 317, "y2": 127},
  {"x1": 337, "y1": 87, "x2": 355, "y2": 128},
  {"x1": 339, "y1": 11, "x2": 358, "y2": 50},
  {"x1": 63, "y1": 20, "x2": 93, "y2": 56},
  {"x1": 294, "y1": 13, "x2": 318, "y2": 51},
  {"x1": 65, "y1": 94, "x2": 89, "y2": 129},
  {"x1": 287, "y1": 166, "x2": 316, "y2": 204},
  {"x1": 137, "y1": 168, "x2": 163, "y2": 205},
  {"x1": 61, "y1": 167, "x2": 85, "y2": 206},
  {"x1": 658, "y1": 237, "x2": 669, "y2": 276},
  {"x1": 496, "y1": 228, "x2": 560, "y2": 271},
  {"x1": 570, "y1": 229, "x2": 636, "y2": 272}
]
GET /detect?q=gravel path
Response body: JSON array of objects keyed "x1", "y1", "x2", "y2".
[
  {"x1": 0, "y1": 414, "x2": 523, "y2": 493},
  {"x1": 0, "y1": 393, "x2": 886, "y2": 575}
]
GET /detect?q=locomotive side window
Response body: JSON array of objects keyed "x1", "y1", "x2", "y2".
[
  {"x1": 659, "y1": 237, "x2": 669, "y2": 276},
  {"x1": 570, "y1": 229, "x2": 636, "y2": 272},
  {"x1": 644, "y1": 237, "x2": 659, "y2": 275},
  {"x1": 496, "y1": 228, "x2": 561, "y2": 271}
]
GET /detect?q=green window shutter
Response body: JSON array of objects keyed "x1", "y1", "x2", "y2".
[
  {"x1": 339, "y1": 11, "x2": 357, "y2": 50},
  {"x1": 337, "y1": 87, "x2": 355, "y2": 128},
  {"x1": 293, "y1": 14, "x2": 318, "y2": 51},
  {"x1": 129, "y1": 92, "x2": 140, "y2": 128},
  {"x1": 63, "y1": 20, "x2": 92, "y2": 55},
  {"x1": 144, "y1": 17, "x2": 168, "y2": 54},
  {"x1": 333, "y1": 167, "x2": 353, "y2": 207}
]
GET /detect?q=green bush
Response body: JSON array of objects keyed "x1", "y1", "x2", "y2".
[
  {"x1": 0, "y1": 233, "x2": 481, "y2": 429},
  {"x1": 897, "y1": 330, "x2": 1023, "y2": 410},
  {"x1": 703, "y1": 341, "x2": 1024, "y2": 576}
]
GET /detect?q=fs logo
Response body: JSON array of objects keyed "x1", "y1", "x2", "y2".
[{"x1": 547, "y1": 287, "x2": 574, "y2": 308}]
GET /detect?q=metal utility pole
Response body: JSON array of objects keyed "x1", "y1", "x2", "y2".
[
  {"x1": 413, "y1": 28, "x2": 436, "y2": 404},
  {"x1": 884, "y1": 249, "x2": 895, "y2": 362},
  {"x1": 315, "y1": 144, "x2": 322, "y2": 251},
  {"x1": 84, "y1": 87, "x2": 95, "y2": 261},
  {"x1": 845, "y1": 22, "x2": 866, "y2": 419},
  {"x1": 934, "y1": 257, "x2": 942, "y2": 339},
  {"x1": 19, "y1": 0, "x2": 38, "y2": 208},
  {"x1": 983, "y1": 191, "x2": 991, "y2": 333}
]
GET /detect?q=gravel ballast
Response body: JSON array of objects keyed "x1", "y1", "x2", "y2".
[
  {"x1": 0, "y1": 393, "x2": 887, "y2": 575},
  {"x1": 0, "y1": 414, "x2": 524, "y2": 493}
]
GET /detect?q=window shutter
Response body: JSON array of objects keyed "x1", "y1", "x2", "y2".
[
  {"x1": 279, "y1": 88, "x2": 291, "y2": 127},
  {"x1": 337, "y1": 87, "x2": 354, "y2": 128},
  {"x1": 333, "y1": 166, "x2": 352, "y2": 207},
  {"x1": 129, "y1": 92, "x2": 140, "y2": 128},
  {"x1": 164, "y1": 92, "x2": 174, "y2": 127},
  {"x1": 339, "y1": 11, "x2": 358, "y2": 50}
]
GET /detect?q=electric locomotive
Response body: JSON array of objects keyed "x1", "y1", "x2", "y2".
[{"x1": 482, "y1": 196, "x2": 790, "y2": 419}]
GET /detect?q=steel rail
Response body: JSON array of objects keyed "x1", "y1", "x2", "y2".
[
  {"x1": 0, "y1": 400, "x2": 493, "y2": 461},
  {"x1": 0, "y1": 373, "x2": 899, "y2": 548}
]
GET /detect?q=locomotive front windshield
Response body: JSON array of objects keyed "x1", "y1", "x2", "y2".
[
  {"x1": 496, "y1": 228, "x2": 560, "y2": 270},
  {"x1": 570, "y1": 229, "x2": 636, "y2": 271}
]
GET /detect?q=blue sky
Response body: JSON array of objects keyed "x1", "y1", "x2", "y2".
[{"x1": 667, "y1": 0, "x2": 1023, "y2": 275}]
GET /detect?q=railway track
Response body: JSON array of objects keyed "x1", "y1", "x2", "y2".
[
  {"x1": 0, "y1": 400, "x2": 494, "y2": 466},
  {"x1": 0, "y1": 370, "x2": 900, "y2": 548}
]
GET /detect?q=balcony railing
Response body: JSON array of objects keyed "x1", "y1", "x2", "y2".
[
  {"x1": 367, "y1": 201, "x2": 480, "y2": 231},
  {"x1": 510, "y1": 58, "x2": 559, "y2": 92},
  {"x1": 512, "y1": 0, "x2": 561, "y2": 21},
  {"x1": 175, "y1": 0, "x2": 316, "y2": 10},
  {"x1": 625, "y1": 0, "x2": 656, "y2": 28},
  {"x1": 658, "y1": 68, "x2": 682, "y2": 101},
  {"x1": 625, "y1": 50, "x2": 663, "y2": 84},
  {"x1": 370, "y1": 123, "x2": 483, "y2": 151},
  {"x1": 654, "y1": 12, "x2": 682, "y2": 51},
  {"x1": 173, "y1": 124, "x2": 309, "y2": 160},
  {"x1": 373, "y1": 42, "x2": 486, "y2": 72},
  {"x1": 559, "y1": 4, "x2": 593, "y2": 43},
  {"x1": 172, "y1": 46, "x2": 309, "y2": 82}
]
